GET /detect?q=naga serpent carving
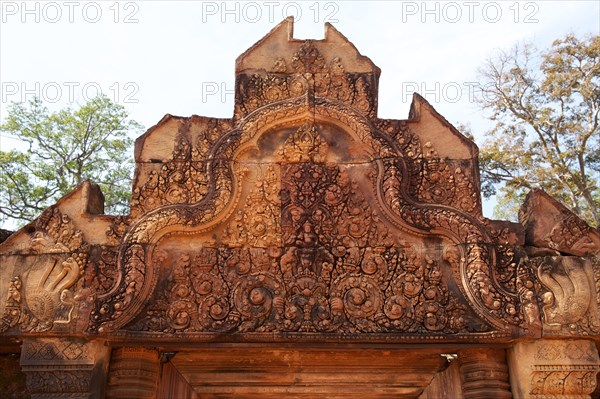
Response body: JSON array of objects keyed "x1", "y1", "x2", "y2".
[{"x1": 537, "y1": 256, "x2": 599, "y2": 331}]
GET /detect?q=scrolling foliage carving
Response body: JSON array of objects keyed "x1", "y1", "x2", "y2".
[
  {"x1": 108, "y1": 118, "x2": 532, "y2": 340},
  {"x1": 86, "y1": 34, "x2": 540, "y2": 340},
  {"x1": 235, "y1": 41, "x2": 377, "y2": 119},
  {"x1": 132, "y1": 130, "x2": 483, "y2": 335}
]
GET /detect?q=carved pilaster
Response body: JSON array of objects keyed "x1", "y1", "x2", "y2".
[
  {"x1": 508, "y1": 339, "x2": 600, "y2": 399},
  {"x1": 20, "y1": 338, "x2": 110, "y2": 399},
  {"x1": 106, "y1": 347, "x2": 160, "y2": 399},
  {"x1": 459, "y1": 348, "x2": 512, "y2": 399}
]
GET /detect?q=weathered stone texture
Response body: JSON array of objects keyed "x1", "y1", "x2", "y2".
[
  {"x1": 0, "y1": 17, "x2": 598, "y2": 399},
  {"x1": 105, "y1": 347, "x2": 159, "y2": 399},
  {"x1": 20, "y1": 338, "x2": 110, "y2": 399},
  {"x1": 509, "y1": 339, "x2": 600, "y2": 399}
]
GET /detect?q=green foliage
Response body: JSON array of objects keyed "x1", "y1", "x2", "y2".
[
  {"x1": 0, "y1": 96, "x2": 143, "y2": 227},
  {"x1": 476, "y1": 33, "x2": 600, "y2": 226}
]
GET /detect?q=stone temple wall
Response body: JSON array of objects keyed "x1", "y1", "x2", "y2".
[{"x1": 1, "y1": 18, "x2": 599, "y2": 399}]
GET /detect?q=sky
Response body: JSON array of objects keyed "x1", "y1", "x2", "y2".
[{"x1": 1, "y1": 0, "x2": 599, "y2": 226}]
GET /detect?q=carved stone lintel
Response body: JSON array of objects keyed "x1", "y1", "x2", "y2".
[
  {"x1": 508, "y1": 339, "x2": 600, "y2": 399},
  {"x1": 106, "y1": 347, "x2": 160, "y2": 399},
  {"x1": 20, "y1": 338, "x2": 110, "y2": 399},
  {"x1": 459, "y1": 348, "x2": 512, "y2": 399}
]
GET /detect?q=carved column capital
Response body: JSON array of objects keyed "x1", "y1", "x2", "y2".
[
  {"x1": 508, "y1": 339, "x2": 600, "y2": 399},
  {"x1": 20, "y1": 338, "x2": 110, "y2": 399}
]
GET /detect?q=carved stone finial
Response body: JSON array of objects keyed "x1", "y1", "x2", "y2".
[{"x1": 291, "y1": 40, "x2": 326, "y2": 73}]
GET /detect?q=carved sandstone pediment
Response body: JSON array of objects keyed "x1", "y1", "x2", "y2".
[
  {"x1": 1, "y1": 18, "x2": 598, "y2": 348},
  {"x1": 79, "y1": 19, "x2": 530, "y2": 341}
]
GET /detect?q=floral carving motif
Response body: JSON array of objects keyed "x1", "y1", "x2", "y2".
[
  {"x1": 137, "y1": 246, "x2": 479, "y2": 335},
  {"x1": 88, "y1": 38, "x2": 549, "y2": 340},
  {"x1": 291, "y1": 40, "x2": 326, "y2": 73},
  {"x1": 416, "y1": 142, "x2": 480, "y2": 213},
  {"x1": 131, "y1": 136, "x2": 208, "y2": 216},
  {"x1": 19, "y1": 339, "x2": 103, "y2": 398},
  {"x1": 21, "y1": 339, "x2": 91, "y2": 362},
  {"x1": 277, "y1": 123, "x2": 328, "y2": 163},
  {"x1": 225, "y1": 165, "x2": 282, "y2": 247},
  {"x1": 384, "y1": 162, "x2": 511, "y2": 314},
  {"x1": 26, "y1": 370, "x2": 92, "y2": 394},
  {"x1": 128, "y1": 133, "x2": 497, "y2": 336},
  {"x1": 0, "y1": 277, "x2": 22, "y2": 332},
  {"x1": 236, "y1": 42, "x2": 376, "y2": 117}
]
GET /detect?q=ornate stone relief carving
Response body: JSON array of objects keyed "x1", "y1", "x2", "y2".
[
  {"x1": 0, "y1": 18, "x2": 597, "y2": 355},
  {"x1": 0, "y1": 276, "x2": 23, "y2": 332},
  {"x1": 532, "y1": 256, "x2": 600, "y2": 335},
  {"x1": 92, "y1": 117, "x2": 535, "y2": 339},
  {"x1": 520, "y1": 189, "x2": 600, "y2": 257},
  {"x1": 20, "y1": 338, "x2": 109, "y2": 399},
  {"x1": 509, "y1": 339, "x2": 600, "y2": 399},
  {"x1": 235, "y1": 41, "x2": 377, "y2": 119},
  {"x1": 518, "y1": 188, "x2": 600, "y2": 337},
  {"x1": 0, "y1": 17, "x2": 599, "y2": 399},
  {"x1": 0, "y1": 207, "x2": 87, "y2": 333},
  {"x1": 130, "y1": 118, "x2": 234, "y2": 218},
  {"x1": 80, "y1": 32, "x2": 545, "y2": 339},
  {"x1": 129, "y1": 150, "x2": 485, "y2": 335}
]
